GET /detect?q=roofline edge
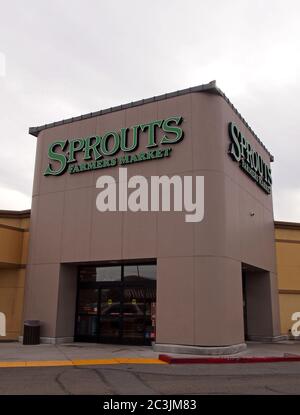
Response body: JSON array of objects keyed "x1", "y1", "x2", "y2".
[
  {"x1": 28, "y1": 80, "x2": 273, "y2": 160},
  {"x1": 0, "y1": 209, "x2": 31, "y2": 219}
]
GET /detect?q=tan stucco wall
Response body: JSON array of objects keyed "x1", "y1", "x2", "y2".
[
  {"x1": 0, "y1": 268, "x2": 26, "y2": 339},
  {"x1": 275, "y1": 225, "x2": 300, "y2": 335},
  {"x1": 0, "y1": 214, "x2": 30, "y2": 340},
  {"x1": 0, "y1": 217, "x2": 29, "y2": 229}
]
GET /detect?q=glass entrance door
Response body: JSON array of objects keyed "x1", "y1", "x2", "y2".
[
  {"x1": 99, "y1": 287, "x2": 121, "y2": 343},
  {"x1": 75, "y1": 263, "x2": 156, "y2": 345},
  {"x1": 76, "y1": 288, "x2": 99, "y2": 341},
  {"x1": 122, "y1": 287, "x2": 145, "y2": 344}
]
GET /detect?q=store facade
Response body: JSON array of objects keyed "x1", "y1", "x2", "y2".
[{"x1": 23, "y1": 81, "x2": 282, "y2": 353}]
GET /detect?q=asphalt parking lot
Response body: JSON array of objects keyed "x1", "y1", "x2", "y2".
[
  {"x1": 0, "y1": 341, "x2": 300, "y2": 395},
  {"x1": 1, "y1": 362, "x2": 300, "y2": 395}
]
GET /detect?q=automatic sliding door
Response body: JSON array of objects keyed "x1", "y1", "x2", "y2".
[
  {"x1": 75, "y1": 288, "x2": 99, "y2": 340},
  {"x1": 144, "y1": 285, "x2": 156, "y2": 344},
  {"x1": 122, "y1": 287, "x2": 145, "y2": 344},
  {"x1": 75, "y1": 263, "x2": 157, "y2": 344},
  {"x1": 99, "y1": 287, "x2": 121, "y2": 343}
]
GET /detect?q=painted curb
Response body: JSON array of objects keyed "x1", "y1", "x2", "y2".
[
  {"x1": 0, "y1": 358, "x2": 166, "y2": 368},
  {"x1": 158, "y1": 354, "x2": 300, "y2": 364}
]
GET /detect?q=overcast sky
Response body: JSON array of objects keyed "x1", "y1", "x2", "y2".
[{"x1": 0, "y1": 0, "x2": 299, "y2": 221}]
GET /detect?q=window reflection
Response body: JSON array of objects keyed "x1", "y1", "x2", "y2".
[
  {"x1": 78, "y1": 289, "x2": 98, "y2": 315},
  {"x1": 76, "y1": 315, "x2": 98, "y2": 336},
  {"x1": 100, "y1": 287, "x2": 120, "y2": 315},
  {"x1": 76, "y1": 262, "x2": 156, "y2": 344},
  {"x1": 79, "y1": 266, "x2": 121, "y2": 282},
  {"x1": 124, "y1": 265, "x2": 156, "y2": 281}
]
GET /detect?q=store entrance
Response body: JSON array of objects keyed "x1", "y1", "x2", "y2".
[
  {"x1": 241, "y1": 263, "x2": 274, "y2": 342},
  {"x1": 74, "y1": 262, "x2": 156, "y2": 345}
]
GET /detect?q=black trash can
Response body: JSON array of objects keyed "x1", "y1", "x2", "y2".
[{"x1": 23, "y1": 320, "x2": 40, "y2": 345}]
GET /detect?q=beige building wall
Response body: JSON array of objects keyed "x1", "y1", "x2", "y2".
[
  {"x1": 0, "y1": 211, "x2": 30, "y2": 340},
  {"x1": 1, "y1": 212, "x2": 298, "y2": 342},
  {"x1": 275, "y1": 222, "x2": 300, "y2": 336},
  {"x1": 23, "y1": 83, "x2": 281, "y2": 350}
]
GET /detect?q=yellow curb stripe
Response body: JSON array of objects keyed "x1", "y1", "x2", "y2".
[
  {"x1": 0, "y1": 358, "x2": 165, "y2": 368},
  {"x1": 26, "y1": 360, "x2": 73, "y2": 367},
  {"x1": 72, "y1": 359, "x2": 118, "y2": 366},
  {"x1": 0, "y1": 362, "x2": 27, "y2": 368}
]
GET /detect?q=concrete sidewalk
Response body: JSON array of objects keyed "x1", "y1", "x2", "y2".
[
  {"x1": 0, "y1": 342, "x2": 159, "y2": 361},
  {"x1": 0, "y1": 341, "x2": 299, "y2": 367},
  {"x1": 0, "y1": 342, "x2": 164, "y2": 367}
]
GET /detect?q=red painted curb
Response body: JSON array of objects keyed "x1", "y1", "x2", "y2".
[{"x1": 158, "y1": 354, "x2": 300, "y2": 364}]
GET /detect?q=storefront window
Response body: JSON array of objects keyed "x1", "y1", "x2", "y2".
[
  {"x1": 123, "y1": 264, "x2": 156, "y2": 281},
  {"x1": 79, "y1": 268, "x2": 97, "y2": 282},
  {"x1": 76, "y1": 262, "x2": 156, "y2": 345},
  {"x1": 76, "y1": 288, "x2": 98, "y2": 337},
  {"x1": 78, "y1": 288, "x2": 98, "y2": 314},
  {"x1": 79, "y1": 266, "x2": 121, "y2": 282},
  {"x1": 97, "y1": 266, "x2": 121, "y2": 282}
]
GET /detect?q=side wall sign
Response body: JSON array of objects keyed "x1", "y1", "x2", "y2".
[{"x1": 228, "y1": 122, "x2": 272, "y2": 194}]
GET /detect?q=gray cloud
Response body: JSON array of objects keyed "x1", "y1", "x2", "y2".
[{"x1": 0, "y1": 0, "x2": 299, "y2": 220}]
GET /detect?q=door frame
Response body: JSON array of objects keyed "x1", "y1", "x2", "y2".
[{"x1": 242, "y1": 269, "x2": 248, "y2": 341}]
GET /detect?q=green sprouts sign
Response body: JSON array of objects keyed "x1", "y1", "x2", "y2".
[
  {"x1": 44, "y1": 116, "x2": 183, "y2": 176},
  {"x1": 228, "y1": 122, "x2": 272, "y2": 194}
]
